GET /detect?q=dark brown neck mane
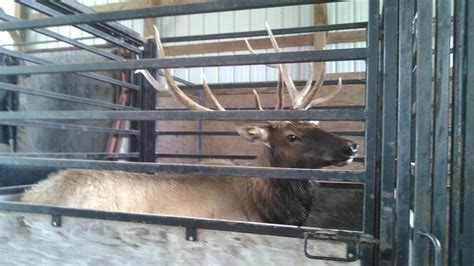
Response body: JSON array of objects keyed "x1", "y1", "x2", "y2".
[{"x1": 246, "y1": 146, "x2": 314, "y2": 225}]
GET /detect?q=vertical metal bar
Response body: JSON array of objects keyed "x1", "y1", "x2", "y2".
[
  {"x1": 363, "y1": 0, "x2": 379, "y2": 264},
  {"x1": 462, "y1": 1, "x2": 474, "y2": 265},
  {"x1": 449, "y1": 0, "x2": 466, "y2": 265},
  {"x1": 379, "y1": 1, "x2": 399, "y2": 264},
  {"x1": 139, "y1": 40, "x2": 157, "y2": 163},
  {"x1": 395, "y1": 0, "x2": 414, "y2": 265},
  {"x1": 432, "y1": 0, "x2": 451, "y2": 264},
  {"x1": 413, "y1": 0, "x2": 434, "y2": 265}
]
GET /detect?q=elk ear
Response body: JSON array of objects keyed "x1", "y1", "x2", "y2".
[{"x1": 236, "y1": 125, "x2": 270, "y2": 144}]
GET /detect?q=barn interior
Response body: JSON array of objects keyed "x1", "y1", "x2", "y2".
[{"x1": 0, "y1": 0, "x2": 472, "y2": 265}]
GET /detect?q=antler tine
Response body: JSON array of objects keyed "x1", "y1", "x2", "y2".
[
  {"x1": 252, "y1": 89, "x2": 264, "y2": 111},
  {"x1": 134, "y1": 69, "x2": 168, "y2": 92},
  {"x1": 304, "y1": 77, "x2": 343, "y2": 110},
  {"x1": 201, "y1": 68, "x2": 226, "y2": 111},
  {"x1": 299, "y1": 62, "x2": 316, "y2": 100},
  {"x1": 264, "y1": 22, "x2": 299, "y2": 108},
  {"x1": 151, "y1": 25, "x2": 212, "y2": 111},
  {"x1": 275, "y1": 72, "x2": 284, "y2": 110},
  {"x1": 298, "y1": 64, "x2": 326, "y2": 109},
  {"x1": 244, "y1": 38, "x2": 278, "y2": 69}
]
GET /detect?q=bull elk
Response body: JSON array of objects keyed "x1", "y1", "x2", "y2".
[{"x1": 21, "y1": 25, "x2": 358, "y2": 226}]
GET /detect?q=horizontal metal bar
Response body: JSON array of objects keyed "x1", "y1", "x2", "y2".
[
  {"x1": 177, "y1": 78, "x2": 366, "y2": 91},
  {"x1": 158, "y1": 105, "x2": 366, "y2": 112},
  {"x1": 43, "y1": 0, "x2": 144, "y2": 46},
  {"x1": 0, "y1": 152, "x2": 139, "y2": 159},
  {"x1": 0, "y1": 48, "x2": 368, "y2": 75},
  {"x1": 0, "y1": 47, "x2": 140, "y2": 90},
  {"x1": 0, "y1": 120, "x2": 139, "y2": 135},
  {"x1": 1, "y1": 35, "x2": 97, "y2": 48},
  {"x1": 156, "y1": 154, "x2": 366, "y2": 162},
  {"x1": 0, "y1": 82, "x2": 136, "y2": 110},
  {"x1": 6, "y1": 0, "x2": 339, "y2": 31},
  {"x1": 157, "y1": 131, "x2": 366, "y2": 137},
  {"x1": 0, "y1": 156, "x2": 365, "y2": 182},
  {"x1": 17, "y1": 0, "x2": 142, "y2": 54},
  {"x1": 0, "y1": 109, "x2": 366, "y2": 121},
  {"x1": 156, "y1": 154, "x2": 256, "y2": 160},
  {"x1": 0, "y1": 184, "x2": 30, "y2": 195},
  {"x1": 0, "y1": 11, "x2": 123, "y2": 61},
  {"x1": 161, "y1": 22, "x2": 368, "y2": 43},
  {"x1": 0, "y1": 201, "x2": 375, "y2": 241}
]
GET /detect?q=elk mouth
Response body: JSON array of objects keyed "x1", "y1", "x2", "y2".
[{"x1": 330, "y1": 152, "x2": 358, "y2": 167}]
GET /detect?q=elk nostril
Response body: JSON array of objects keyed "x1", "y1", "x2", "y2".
[
  {"x1": 351, "y1": 143, "x2": 359, "y2": 152},
  {"x1": 341, "y1": 145, "x2": 355, "y2": 157}
]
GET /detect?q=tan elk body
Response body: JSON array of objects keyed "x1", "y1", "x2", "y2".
[{"x1": 21, "y1": 25, "x2": 358, "y2": 226}]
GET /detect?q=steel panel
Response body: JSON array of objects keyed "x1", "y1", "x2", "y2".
[
  {"x1": 432, "y1": 1, "x2": 451, "y2": 264},
  {"x1": 462, "y1": 0, "x2": 474, "y2": 264},
  {"x1": 379, "y1": 1, "x2": 399, "y2": 263},
  {"x1": 362, "y1": 0, "x2": 379, "y2": 264},
  {"x1": 449, "y1": 0, "x2": 466, "y2": 265},
  {"x1": 395, "y1": 0, "x2": 414, "y2": 265},
  {"x1": 413, "y1": 0, "x2": 434, "y2": 264}
]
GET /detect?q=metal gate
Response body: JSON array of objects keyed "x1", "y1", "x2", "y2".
[{"x1": 0, "y1": 0, "x2": 472, "y2": 264}]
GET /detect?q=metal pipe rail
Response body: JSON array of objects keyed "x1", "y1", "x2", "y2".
[
  {"x1": 0, "y1": 109, "x2": 366, "y2": 121},
  {"x1": 39, "y1": 0, "x2": 144, "y2": 46},
  {"x1": 155, "y1": 153, "x2": 366, "y2": 163},
  {"x1": 0, "y1": 82, "x2": 137, "y2": 110},
  {"x1": 1, "y1": 0, "x2": 341, "y2": 31},
  {"x1": 0, "y1": 156, "x2": 365, "y2": 182},
  {"x1": 17, "y1": 0, "x2": 142, "y2": 54},
  {"x1": 0, "y1": 11, "x2": 124, "y2": 62},
  {"x1": 177, "y1": 79, "x2": 366, "y2": 91},
  {"x1": 0, "y1": 200, "x2": 374, "y2": 241},
  {"x1": 0, "y1": 48, "x2": 368, "y2": 75},
  {"x1": 0, "y1": 120, "x2": 139, "y2": 135},
  {"x1": 0, "y1": 152, "x2": 139, "y2": 159},
  {"x1": 0, "y1": 46, "x2": 139, "y2": 91},
  {"x1": 156, "y1": 131, "x2": 366, "y2": 137},
  {"x1": 161, "y1": 22, "x2": 367, "y2": 43}
]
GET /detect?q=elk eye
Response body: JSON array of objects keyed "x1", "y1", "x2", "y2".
[{"x1": 287, "y1": 134, "x2": 300, "y2": 142}]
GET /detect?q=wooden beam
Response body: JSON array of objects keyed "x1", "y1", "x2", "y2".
[
  {"x1": 164, "y1": 34, "x2": 314, "y2": 56},
  {"x1": 11, "y1": 3, "x2": 26, "y2": 45},
  {"x1": 313, "y1": 3, "x2": 328, "y2": 76},
  {"x1": 143, "y1": 0, "x2": 161, "y2": 37},
  {"x1": 17, "y1": 31, "x2": 365, "y2": 55},
  {"x1": 328, "y1": 30, "x2": 366, "y2": 44},
  {"x1": 90, "y1": 0, "x2": 207, "y2": 12}
]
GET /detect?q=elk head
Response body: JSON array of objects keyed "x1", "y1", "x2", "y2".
[
  {"x1": 237, "y1": 121, "x2": 357, "y2": 168},
  {"x1": 137, "y1": 25, "x2": 358, "y2": 170}
]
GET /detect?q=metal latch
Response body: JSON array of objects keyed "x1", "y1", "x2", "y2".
[{"x1": 303, "y1": 231, "x2": 369, "y2": 262}]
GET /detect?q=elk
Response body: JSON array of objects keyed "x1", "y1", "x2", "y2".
[{"x1": 21, "y1": 25, "x2": 358, "y2": 226}]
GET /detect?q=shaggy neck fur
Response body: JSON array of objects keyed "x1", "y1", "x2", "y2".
[{"x1": 246, "y1": 146, "x2": 314, "y2": 226}]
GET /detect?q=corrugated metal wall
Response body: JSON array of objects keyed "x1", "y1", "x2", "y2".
[{"x1": 20, "y1": 1, "x2": 369, "y2": 83}]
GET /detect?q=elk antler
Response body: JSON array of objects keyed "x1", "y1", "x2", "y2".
[
  {"x1": 136, "y1": 25, "x2": 225, "y2": 111},
  {"x1": 246, "y1": 22, "x2": 343, "y2": 111}
]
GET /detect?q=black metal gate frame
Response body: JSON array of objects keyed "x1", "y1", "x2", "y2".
[{"x1": 0, "y1": 0, "x2": 381, "y2": 263}]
